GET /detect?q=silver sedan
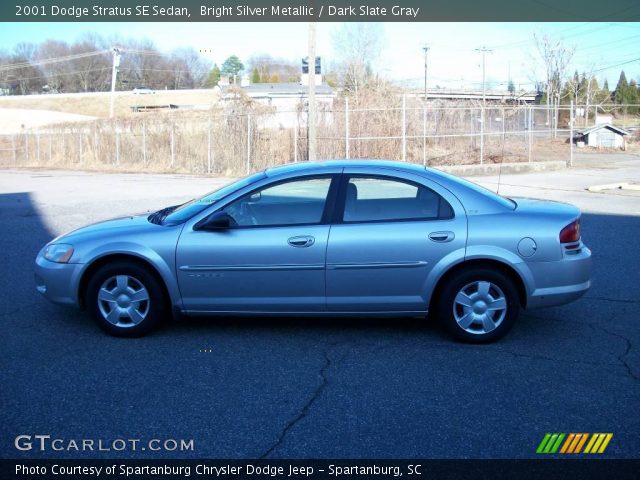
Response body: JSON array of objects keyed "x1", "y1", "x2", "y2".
[{"x1": 35, "y1": 160, "x2": 591, "y2": 342}]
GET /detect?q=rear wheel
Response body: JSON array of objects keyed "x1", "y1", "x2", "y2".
[
  {"x1": 435, "y1": 268, "x2": 520, "y2": 343},
  {"x1": 85, "y1": 261, "x2": 165, "y2": 337}
]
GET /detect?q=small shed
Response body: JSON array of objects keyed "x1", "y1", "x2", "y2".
[{"x1": 577, "y1": 124, "x2": 630, "y2": 149}]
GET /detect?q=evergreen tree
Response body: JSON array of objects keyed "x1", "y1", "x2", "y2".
[
  {"x1": 615, "y1": 70, "x2": 629, "y2": 104},
  {"x1": 251, "y1": 67, "x2": 261, "y2": 84},
  {"x1": 221, "y1": 55, "x2": 244, "y2": 84},
  {"x1": 578, "y1": 72, "x2": 588, "y2": 103},
  {"x1": 628, "y1": 79, "x2": 639, "y2": 113},
  {"x1": 205, "y1": 64, "x2": 221, "y2": 87},
  {"x1": 597, "y1": 79, "x2": 612, "y2": 104}
]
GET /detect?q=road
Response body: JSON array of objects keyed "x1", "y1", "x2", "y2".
[{"x1": 1, "y1": 154, "x2": 638, "y2": 459}]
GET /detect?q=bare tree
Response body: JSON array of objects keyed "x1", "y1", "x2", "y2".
[
  {"x1": 534, "y1": 34, "x2": 574, "y2": 135},
  {"x1": 169, "y1": 47, "x2": 211, "y2": 89},
  {"x1": 117, "y1": 39, "x2": 172, "y2": 89},
  {"x1": 10, "y1": 42, "x2": 42, "y2": 94},
  {"x1": 247, "y1": 53, "x2": 298, "y2": 83},
  {"x1": 69, "y1": 33, "x2": 111, "y2": 92},
  {"x1": 580, "y1": 66, "x2": 599, "y2": 126},
  {"x1": 331, "y1": 23, "x2": 385, "y2": 100},
  {"x1": 35, "y1": 40, "x2": 72, "y2": 92}
]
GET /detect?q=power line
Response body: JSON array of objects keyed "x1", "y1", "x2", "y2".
[
  {"x1": 2, "y1": 66, "x2": 111, "y2": 82},
  {"x1": 590, "y1": 56, "x2": 640, "y2": 74},
  {"x1": 574, "y1": 34, "x2": 640, "y2": 54},
  {"x1": 0, "y1": 47, "x2": 175, "y2": 74},
  {"x1": 0, "y1": 50, "x2": 110, "y2": 72},
  {"x1": 487, "y1": 23, "x2": 610, "y2": 51}
]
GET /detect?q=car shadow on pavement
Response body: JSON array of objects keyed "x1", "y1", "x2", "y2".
[{"x1": 0, "y1": 191, "x2": 92, "y2": 337}]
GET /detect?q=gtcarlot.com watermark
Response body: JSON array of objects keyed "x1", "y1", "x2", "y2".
[{"x1": 15, "y1": 435, "x2": 194, "y2": 452}]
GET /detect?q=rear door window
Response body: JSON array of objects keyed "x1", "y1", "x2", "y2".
[{"x1": 342, "y1": 176, "x2": 453, "y2": 223}]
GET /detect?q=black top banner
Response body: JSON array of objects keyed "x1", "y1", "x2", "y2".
[{"x1": 3, "y1": 0, "x2": 640, "y2": 22}]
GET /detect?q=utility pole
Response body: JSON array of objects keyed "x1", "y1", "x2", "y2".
[
  {"x1": 109, "y1": 47, "x2": 121, "y2": 119},
  {"x1": 307, "y1": 22, "x2": 317, "y2": 162},
  {"x1": 422, "y1": 45, "x2": 429, "y2": 102},
  {"x1": 422, "y1": 45, "x2": 429, "y2": 166},
  {"x1": 475, "y1": 46, "x2": 492, "y2": 164}
]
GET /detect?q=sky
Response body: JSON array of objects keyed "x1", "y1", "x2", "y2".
[{"x1": 0, "y1": 21, "x2": 639, "y2": 90}]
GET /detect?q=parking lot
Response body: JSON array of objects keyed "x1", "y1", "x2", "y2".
[{"x1": 1, "y1": 154, "x2": 638, "y2": 459}]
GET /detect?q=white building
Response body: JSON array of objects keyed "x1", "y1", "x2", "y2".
[
  {"x1": 221, "y1": 83, "x2": 336, "y2": 129},
  {"x1": 577, "y1": 124, "x2": 630, "y2": 149}
]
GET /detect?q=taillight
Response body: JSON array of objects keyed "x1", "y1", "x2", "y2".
[{"x1": 560, "y1": 219, "x2": 581, "y2": 244}]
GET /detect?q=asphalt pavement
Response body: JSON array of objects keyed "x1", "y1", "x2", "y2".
[{"x1": 1, "y1": 154, "x2": 638, "y2": 459}]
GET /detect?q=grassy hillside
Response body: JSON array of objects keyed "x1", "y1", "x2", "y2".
[{"x1": 0, "y1": 89, "x2": 220, "y2": 118}]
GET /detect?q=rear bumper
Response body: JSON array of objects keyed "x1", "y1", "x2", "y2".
[
  {"x1": 34, "y1": 252, "x2": 83, "y2": 307},
  {"x1": 526, "y1": 246, "x2": 592, "y2": 309}
]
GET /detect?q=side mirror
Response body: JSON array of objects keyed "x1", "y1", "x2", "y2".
[{"x1": 195, "y1": 211, "x2": 234, "y2": 231}]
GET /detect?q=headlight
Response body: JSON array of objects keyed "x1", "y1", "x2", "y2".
[{"x1": 43, "y1": 243, "x2": 74, "y2": 263}]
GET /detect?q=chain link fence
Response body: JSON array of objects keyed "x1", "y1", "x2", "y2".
[{"x1": 1, "y1": 98, "x2": 638, "y2": 175}]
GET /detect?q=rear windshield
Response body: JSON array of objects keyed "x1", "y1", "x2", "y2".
[{"x1": 428, "y1": 168, "x2": 516, "y2": 210}]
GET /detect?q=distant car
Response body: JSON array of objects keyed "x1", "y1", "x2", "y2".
[
  {"x1": 35, "y1": 160, "x2": 591, "y2": 342},
  {"x1": 132, "y1": 86, "x2": 154, "y2": 94}
]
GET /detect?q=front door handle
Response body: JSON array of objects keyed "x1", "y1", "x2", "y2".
[
  {"x1": 429, "y1": 231, "x2": 455, "y2": 243},
  {"x1": 288, "y1": 235, "x2": 315, "y2": 248}
]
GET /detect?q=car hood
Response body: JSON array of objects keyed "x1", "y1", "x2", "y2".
[
  {"x1": 53, "y1": 214, "x2": 160, "y2": 244},
  {"x1": 511, "y1": 197, "x2": 580, "y2": 219}
]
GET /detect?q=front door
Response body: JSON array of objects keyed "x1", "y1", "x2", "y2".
[{"x1": 176, "y1": 175, "x2": 336, "y2": 313}]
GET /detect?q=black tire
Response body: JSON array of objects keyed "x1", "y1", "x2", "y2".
[
  {"x1": 85, "y1": 261, "x2": 166, "y2": 337},
  {"x1": 435, "y1": 268, "x2": 520, "y2": 343}
]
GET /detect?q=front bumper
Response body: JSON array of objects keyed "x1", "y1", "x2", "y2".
[
  {"x1": 526, "y1": 246, "x2": 592, "y2": 309},
  {"x1": 34, "y1": 252, "x2": 83, "y2": 307}
]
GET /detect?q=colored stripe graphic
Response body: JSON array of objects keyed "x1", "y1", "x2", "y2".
[
  {"x1": 566, "y1": 433, "x2": 584, "y2": 453},
  {"x1": 539, "y1": 433, "x2": 613, "y2": 454},
  {"x1": 550, "y1": 434, "x2": 565, "y2": 453},
  {"x1": 597, "y1": 433, "x2": 613, "y2": 453},
  {"x1": 584, "y1": 433, "x2": 613, "y2": 454},
  {"x1": 560, "y1": 433, "x2": 575, "y2": 453},
  {"x1": 574, "y1": 433, "x2": 589, "y2": 453},
  {"x1": 536, "y1": 434, "x2": 552, "y2": 453},
  {"x1": 537, "y1": 433, "x2": 565, "y2": 454}
]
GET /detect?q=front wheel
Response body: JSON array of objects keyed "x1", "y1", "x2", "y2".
[
  {"x1": 435, "y1": 268, "x2": 520, "y2": 343},
  {"x1": 85, "y1": 261, "x2": 166, "y2": 337}
]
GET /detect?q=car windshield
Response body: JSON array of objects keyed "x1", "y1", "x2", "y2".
[{"x1": 161, "y1": 171, "x2": 266, "y2": 225}]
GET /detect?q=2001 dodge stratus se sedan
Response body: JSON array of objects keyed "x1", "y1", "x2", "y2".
[{"x1": 35, "y1": 160, "x2": 591, "y2": 342}]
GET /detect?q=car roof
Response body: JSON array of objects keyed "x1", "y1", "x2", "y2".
[
  {"x1": 265, "y1": 159, "x2": 428, "y2": 177},
  {"x1": 264, "y1": 159, "x2": 462, "y2": 189}
]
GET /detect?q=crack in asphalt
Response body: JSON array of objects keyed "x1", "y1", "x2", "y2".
[
  {"x1": 582, "y1": 296, "x2": 640, "y2": 305},
  {"x1": 594, "y1": 318, "x2": 639, "y2": 383},
  {"x1": 259, "y1": 348, "x2": 335, "y2": 459},
  {"x1": 523, "y1": 312, "x2": 638, "y2": 382}
]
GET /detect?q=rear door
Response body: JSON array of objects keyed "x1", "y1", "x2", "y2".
[{"x1": 326, "y1": 168, "x2": 467, "y2": 312}]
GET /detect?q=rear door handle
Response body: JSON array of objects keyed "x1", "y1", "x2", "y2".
[
  {"x1": 429, "y1": 231, "x2": 455, "y2": 243},
  {"x1": 287, "y1": 235, "x2": 315, "y2": 248}
]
